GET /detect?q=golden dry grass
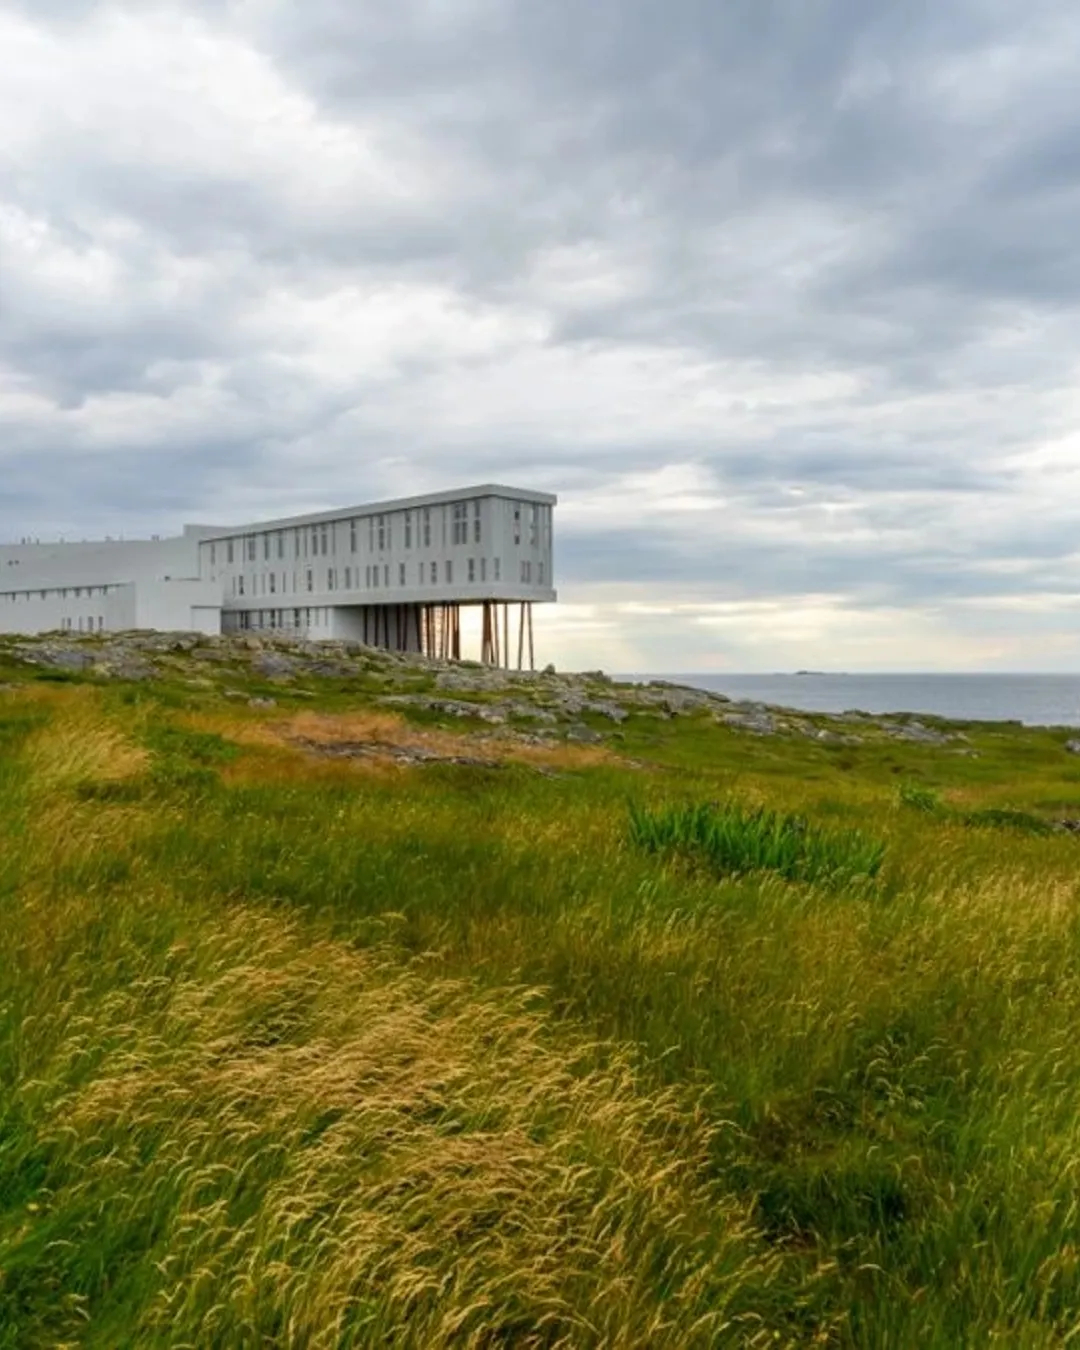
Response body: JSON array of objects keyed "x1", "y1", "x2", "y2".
[{"x1": 179, "y1": 705, "x2": 619, "y2": 780}]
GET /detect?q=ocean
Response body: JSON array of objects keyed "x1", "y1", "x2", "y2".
[{"x1": 628, "y1": 674, "x2": 1080, "y2": 728}]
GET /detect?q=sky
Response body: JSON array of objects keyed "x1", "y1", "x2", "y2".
[{"x1": 3, "y1": 1, "x2": 1080, "y2": 672}]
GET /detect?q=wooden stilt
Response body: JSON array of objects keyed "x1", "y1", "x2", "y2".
[
  {"x1": 503, "y1": 605, "x2": 509, "y2": 671},
  {"x1": 517, "y1": 602, "x2": 525, "y2": 671},
  {"x1": 528, "y1": 602, "x2": 534, "y2": 671}
]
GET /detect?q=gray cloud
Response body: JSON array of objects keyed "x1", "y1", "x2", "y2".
[{"x1": 3, "y1": 0, "x2": 1080, "y2": 666}]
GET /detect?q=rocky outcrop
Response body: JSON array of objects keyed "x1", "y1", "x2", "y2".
[{"x1": 0, "y1": 632, "x2": 990, "y2": 752}]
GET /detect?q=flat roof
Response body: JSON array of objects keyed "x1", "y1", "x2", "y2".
[{"x1": 194, "y1": 484, "x2": 558, "y2": 541}]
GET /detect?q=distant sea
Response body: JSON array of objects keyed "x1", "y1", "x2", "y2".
[{"x1": 625, "y1": 674, "x2": 1080, "y2": 729}]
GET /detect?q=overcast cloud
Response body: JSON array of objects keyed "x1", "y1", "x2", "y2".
[{"x1": 3, "y1": 0, "x2": 1080, "y2": 670}]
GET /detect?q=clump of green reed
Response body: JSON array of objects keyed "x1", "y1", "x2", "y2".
[{"x1": 628, "y1": 798, "x2": 886, "y2": 885}]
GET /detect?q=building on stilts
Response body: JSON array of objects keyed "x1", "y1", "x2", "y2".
[{"x1": 0, "y1": 485, "x2": 557, "y2": 669}]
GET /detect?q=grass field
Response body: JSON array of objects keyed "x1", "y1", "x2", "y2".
[{"x1": 4, "y1": 642, "x2": 1080, "y2": 1346}]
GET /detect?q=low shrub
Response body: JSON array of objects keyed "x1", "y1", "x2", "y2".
[
  {"x1": 963, "y1": 807, "x2": 1054, "y2": 836},
  {"x1": 898, "y1": 783, "x2": 943, "y2": 813}
]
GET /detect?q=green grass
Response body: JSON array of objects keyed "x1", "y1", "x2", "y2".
[
  {"x1": 4, "y1": 672, "x2": 1080, "y2": 1344},
  {"x1": 628, "y1": 799, "x2": 887, "y2": 886}
]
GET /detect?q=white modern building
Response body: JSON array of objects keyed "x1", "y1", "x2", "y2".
[{"x1": 0, "y1": 485, "x2": 557, "y2": 664}]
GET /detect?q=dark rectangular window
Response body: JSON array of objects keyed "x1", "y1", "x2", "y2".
[
  {"x1": 399, "y1": 562, "x2": 406, "y2": 586},
  {"x1": 468, "y1": 558, "x2": 475, "y2": 582},
  {"x1": 423, "y1": 509, "x2": 432, "y2": 548},
  {"x1": 473, "y1": 501, "x2": 481, "y2": 544},
  {"x1": 227, "y1": 540, "x2": 234, "y2": 563},
  {"x1": 350, "y1": 519, "x2": 357, "y2": 553},
  {"x1": 452, "y1": 501, "x2": 468, "y2": 545},
  {"x1": 404, "y1": 512, "x2": 412, "y2": 548}
]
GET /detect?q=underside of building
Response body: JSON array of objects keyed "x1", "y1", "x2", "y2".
[{"x1": 0, "y1": 485, "x2": 557, "y2": 668}]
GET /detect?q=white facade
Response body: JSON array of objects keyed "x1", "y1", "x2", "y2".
[{"x1": 0, "y1": 485, "x2": 557, "y2": 648}]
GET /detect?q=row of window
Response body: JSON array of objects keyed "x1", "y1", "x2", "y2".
[
  {"x1": 226, "y1": 555, "x2": 550, "y2": 598},
  {"x1": 1, "y1": 584, "x2": 117, "y2": 603},
  {"x1": 227, "y1": 608, "x2": 330, "y2": 633},
  {"x1": 59, "y1": 616, "x2": 106, "y2": 633},
  {"x1": 210, "y1": 500, "x2": 553, "y2": 570},
  {"x1": 211, "y1": 501, "x2": 494, "y2": 568}
]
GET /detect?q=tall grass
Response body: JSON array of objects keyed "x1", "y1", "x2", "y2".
[
  {"x1": 629, "y1": 799, "x2": 887, "y2": 885},
  {"x1": 5, "y1": 682, "x2": 1080, "y2": 1344}
]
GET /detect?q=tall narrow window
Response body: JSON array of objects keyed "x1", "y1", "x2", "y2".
[
  {"x1": 369, "y1": 517, "x2": 375, "y2": 551},
  {"x1": 494, "y1": 558, "x2": 501, "y2": 582},
  {"x1": 399, "y1": 562, "x2": 406, "y2": 586},
  {"x1": 423, "y1": 509, "x2": 432, "y2": 548},
  {"x1": 227, "y1": 540, "x2": 234, "y2": 563},
  {"x1": 430, "y1": 561, "x2": 437, "y2": 584},
  {"x1": 277, "y1": 532, "x2": 285, "y2": 559},
  {"x1": 530, "y1": 505, "x2": 538, "y2": 548},
  {"x1": 384, "y1": 564, "x2": 389, "y2": 587},
  {"x1": 513, "y1": 506, "x2": 521, "y2": 546},
  {"x1": 404, "y1": 512, "x2": 412, "y2": 548},
  {"x1": 452, "y1": 501, "x2": 468, "y2": 545},
  {"x1": 468, "y1": 558, "x2": 475, "y2": 582},
  {"x1": 378, "y1": 516, "x2": 386, "y2": 551},
  {"x1": 321, "y1": 525, "x2": 329, "y2": 556},
  {"x1": 350, "y1": 519, "x2": 357, "y2": 553},
  {"x1": 306, "y1": 569, "x2": 313, "y2": 592},
  {"x1": 263, "y1": 534, "x2": 270, "y2": 560},
  {"x1": 481, "y1": 557, "x2": 487, "y2": 582},
  {"x1": 445, "y1": 559, "x2": 453, "y2": 584},
  {"x1": 418, "y1": 562, "x2": 424, "y2": 585},
  {"x1": 473, "y1": 500, "x2": 482, "y2": 544},
  {"x1": 210, "y1": 543, "x2": 216, "y2": 566}
]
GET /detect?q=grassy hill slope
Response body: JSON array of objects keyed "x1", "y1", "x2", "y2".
[{"x1": 3, "y1": 634, "x2": 1080, "y2": 1346}]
